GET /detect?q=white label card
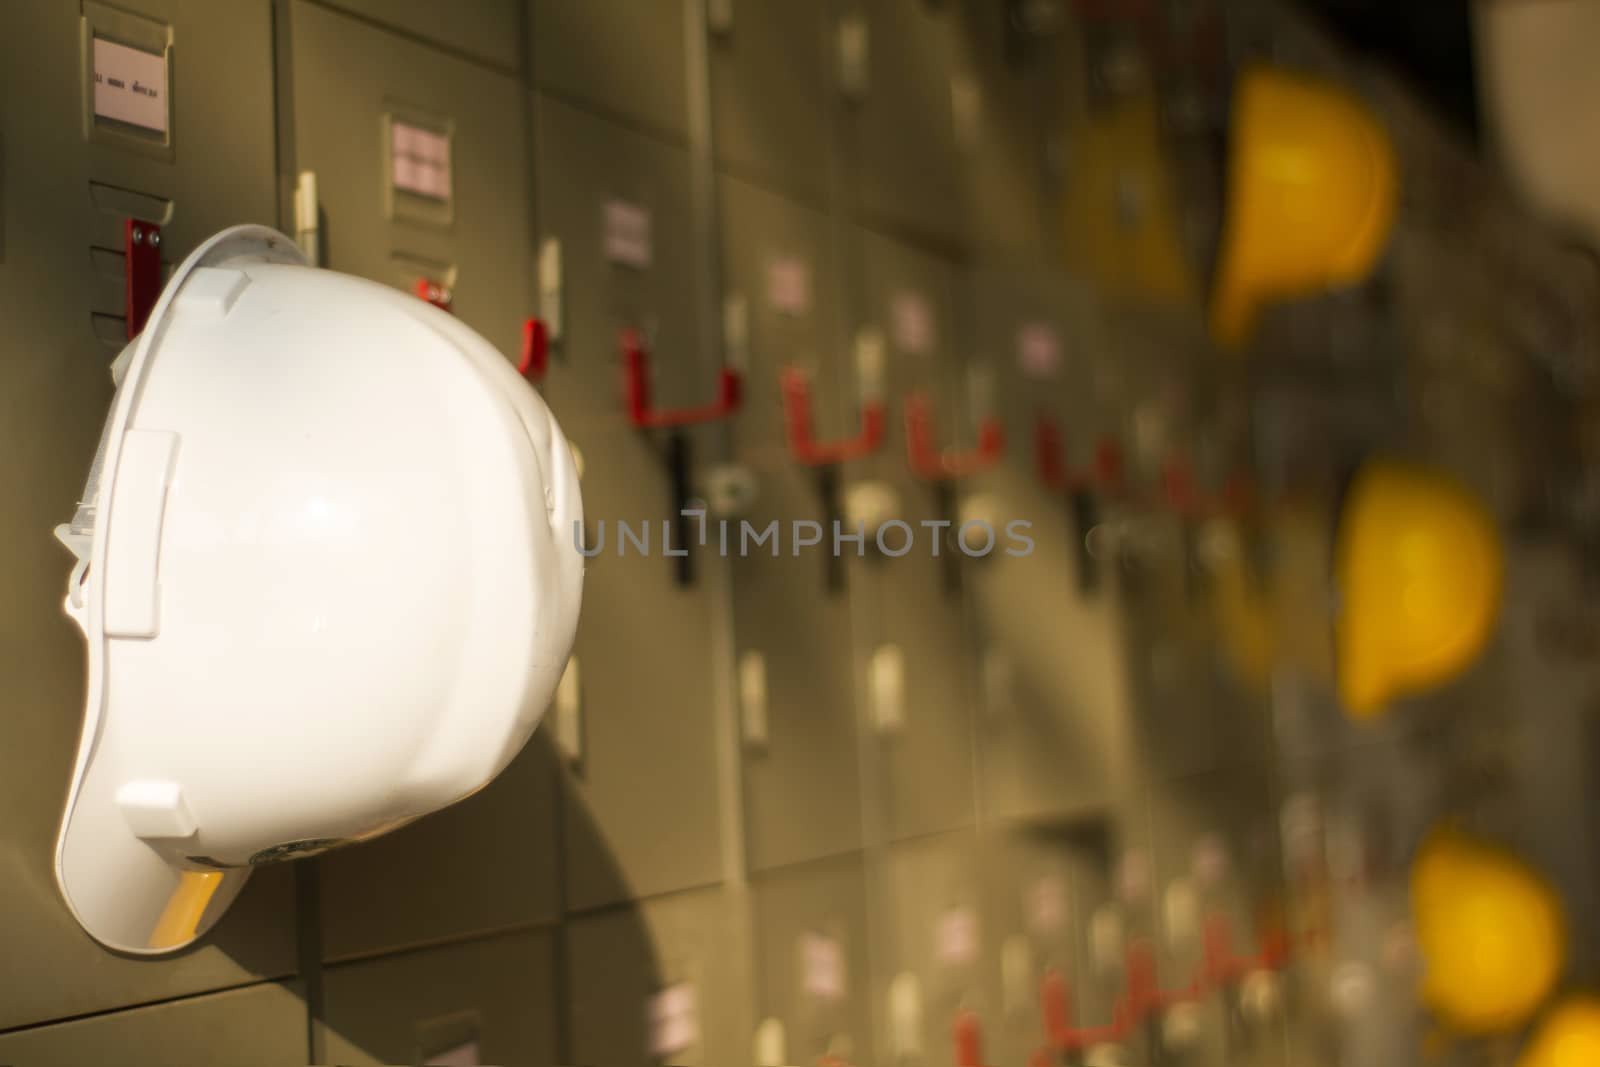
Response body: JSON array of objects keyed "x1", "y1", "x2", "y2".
[
  {"x1": 891, "y1": 291, "x2": 934, "y2": 355},
  {"x1": 767, "y1": 255, "x2": 812, "y2": 315},
  {"x1": 392, "y1": 121, "x2": 452, "y2": 203},
  {"x1": 1028, "y1": 874, "x2": 1067, "y2": 934},
  {"x1": 647, "y1": 983, "x2": 699, "y2": 1058},
  {"x1": 936, "y1": 907, "x2": 979, "y2": 966},
  {"x1": 800, "y1": 931, "x2": 847, "y2": 1001},
  {"x1": 1017, "y1": 322, "x2": 1062, "y2": 379},
  {"x1": 93, "y1": 38, "x2": 168, "y2": 134},
  {"x1": 604, "y1": 200, "x2": 653, "y2": 269}
]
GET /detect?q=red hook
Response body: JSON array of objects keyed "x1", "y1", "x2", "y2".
[
  {"x1": 780, "y1": 368, "x2": 885, "y2": 465},
  {"x1": 622, "y1": 327, "x2": 742, "y2": 429},
  {"x1": 1160, "y1": 456, "x2": 1255, "y2": 519},
  {"x1": 517, "y1": 317, "x2": 550, "y2": 382},
  {"x1": 952, "y1": 1009, "x2": 986, "y2": 1067},
  {"x1": 414, "y1": 277, "x2": 453, "y2": 311},
  {"x1": 124, "y1": 219, "x2": 162, "y2": 340},
  {"x1": 903, "y1": 392, "x2": 1005, "y2": 480},
  {"x1": 1034, "y1": 416, "x2": 1125, "y2": 494}
]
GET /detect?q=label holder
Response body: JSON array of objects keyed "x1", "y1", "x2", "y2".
[{"x1": 80, "y1": 1, "x2": 175, "y2": 161}]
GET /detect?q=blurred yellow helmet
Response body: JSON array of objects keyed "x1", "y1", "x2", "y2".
[
  {"x1": 1518, "y1": 996, "x2": 1600, "y2": 1067},
  {"x1": 1411, "y1": 828, "x2": 1566, "y2": 1035},
  {"x1": 1333, "y1": 460, "x2": 1503, "y2": 718},
  {"x1": 1210, "y1": 64, "x2": 1399, "y2": 349}
]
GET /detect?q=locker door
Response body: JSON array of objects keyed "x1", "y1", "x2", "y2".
[
  {"x1": 282, "y1": 0, "x2": 559, "y2": 953},
  {"x1": 566, "y1": 887, "x2": 755, "y2": 1067},
  {"x1": 849, "y1": 227, "x2": 978, "y2": 843},
  {"x1": 313, "y1": 0, "x2": 523, "y2": 71},
  {"x1": 708, "y1": 0, "x2": 837, "y2": 204},
  {"x1": 532, "y1": 94, "x2": 708, "y2": 423},
  {"x1": 318, "y1": 736, "x2": 563, "y2": 962},
  {"x1": 871, "y1": 832, "x2": 994, "y2": 1067},
  {"x1": 749, "y1": 856, "x2": 873, "y2": 1067},
  {"x1": 322, "y1": 930, "x2": 560, "y2": 1067},
  {"x1": 529, "y1": 0, "x2": 690, "y2": 142},
  {"x1": 0, "y1": 0, "x2": 296, "y2": 1031},
  {"x1": 967, "y1": 266, "x2": 1128, "y2": 824},
  {"x1": 842, "y1": 0, "x2": 966, "y2": 247},
  {"x1": 721, "y1": 175, "x2": 863, "y2": 871},
  {"x1": 283, "y1": 0, "x2": 535, "y2": 363},
  {"x1": 0, "y1": 982, "x2": 306, "y2": 1067}
]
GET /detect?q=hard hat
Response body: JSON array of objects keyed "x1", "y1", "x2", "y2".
[
  {"x1": 51, "y1": 226, "x2": 584, "y2": 955},
  {"x1": 1410, "y1": 827, "x2": 1566, "y2": 1034},
  {"x1": 1517, "y1": 995, "x2": 1600, "y2": 1067},
  {"x1": 1332, "y1": 459, "x2": 1502, "y2": 718},
  {"x1": 1210, "y1": 64, "x2": 1399, "y2": 349}
]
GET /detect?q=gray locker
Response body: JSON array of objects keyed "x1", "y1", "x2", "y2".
[
  {"x1": 321, "y1": 929, "x2": 560, "y2": 1066},
  {"x1": 529, "y1": 0, "x2": 690, "y2": 141},
  {"x1": 0, "y1": 0, "x2": 297, "y2": 1031},
  {"x1": 967, "y1": 266, "x2": 1128, "y2": 824},
  {"x1": 708, "y1": 0, "x2": 837, "y2": 204},
  {"x1": 281, "y1": 0, "x2": 534, "y2": 363},
  {"x1": 847, "y1": 228, "x2": 979, "y2": 843},
  {"x1": 558, "y1": 412, "x2": 726, "y2": 910},
  {"x1": 0, "y1": 982, "x2": 306, "y2": 1067},
  {"x1": 749, "y1": 856, "x2": 873, "y2": 1066},
  {"x1": 841, "y1": 0, "x2": 966, "y2": 247},
  {"x1": 313, "y1": 0, "x2": 524, "y2": 72},
  {"x1": 318, "y1": 735, "x2": 563, "y2": 962},
  {"x1": 566, "y1": 886, "x2": 754, "y2": 1067},
  {"x1": 870, "y1": 831, "x2": 994, "y2": 1067},
  {"x1": 721, "y1": 175, "x2": 863, "y2": 871},
  {"x1": 532, "y1": 94, "x2": 711, "y2": 423}
]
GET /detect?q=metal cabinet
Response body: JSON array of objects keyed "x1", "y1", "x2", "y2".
[
  {"x1": 0, "y1": 0, "x2": 296, "y2": 1031},
  {"x1": 312, "y1": 0, "x2": 524, "y2": 71},
  {"x1": 840, "y1": 0, "x2": 966, "y2": 247},
  {"x1": 749, "y1": 856, "x2": 873, "y2": 1066},
  {"x1": 847, "y1": 227, "x2": 979, "y2": 843},
  {"x1": 322, "y1": 930, "x2": 560, "y2": 1066},
  {"x1": 318, "y1": 735, "x2": 562, "y2": 963},
  {"x1": 558, "y1": 412, "x2": 726, "y2": 910},
  {"x1": 721, "y1": 175, "x2": 863, "y2": 871},
  {"x1": 529, "y1": 0, "x2": 690, "y2": 141},
  {"x1": 707, "y1": 0, "x2": 837, "y2": 204},
  {"x1": 280, "y1": 0, "x2": 534, "y2": 362},
  {"x1": 870, "y1": 831, "x2": 994, "y2": 1067},
  {"x1": 532, "y1": 94, "x2": 710, "y2": 423},
  {"x1": 566, "y1": 886, "x2": 754, "y2": 1067},
  {"x1": 0, "y1": 982, "x2": 306, "y2": 1067}
]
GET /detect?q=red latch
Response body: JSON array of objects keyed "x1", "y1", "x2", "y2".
[
  {"x1": 622, "y1": 327, "x2": 742, "y2": 429},
  {"x1": 903, "y1": 392, "x2": 1004, "y2": 480},
  {"x1": 780, "y1": 368, "x2": 885, "y2": 465},
  {"x1": 1160, "y1": 455, "x2": 1255, "y2": 519},
  {"x1": 414, "y1": 277, "x2": 454, "y2": 312},
  {"x1": 952, "y1": 1009, "x2": 986, "y2": 1067},
  {"x1": 125, "y1": 219, "x2": 162, "y2": 340},
  {"x1": 517, "y1": 317, "x2": 550, "y2": 382}
]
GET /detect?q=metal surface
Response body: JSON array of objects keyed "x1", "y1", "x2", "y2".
[
  {"x1": 313, "y1": 0, "x2": 524, "y2": 71},
  {"x1": 529, "y1": 0, "x2": 690, "y2": 140},
  {"x1": 0, "y1": 0, "x2": 296, "y2": 1031}
]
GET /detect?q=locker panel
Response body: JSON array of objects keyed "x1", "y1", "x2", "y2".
[
  {"x1": 529, "y1": 0, "x2": 689, "y2": 141},
  {"x1": 721, "y1": 177, "x2": 863, "y2": 870},
  {"x1": 318, "y1": 735, "x2": 562, "y2": 962},
  {"x1": 708, "y1": 0, "x2": 836, "y2": 203},
  {"x1": 284, "y1": 0, "x2": 533, "y2": 362},
  {"x1": 532, "y1": 94, "x2": 709, "y2": 423},
  {"x1": 0, "y1": 982, "x2": 306, "y2": 1067},
  {"x1": 559, "y1": 413, "x2": 725, "y2": 910},
  {"x1": 870, "y1": 832, "x2": 995, "y2": 1067},
  {"x1": 566, "y1": 886, "x2": 754, "y2": 1067},
  {"x1": 843, "y1": 0, "x2": 966, "y2": 247},
  {"x1": 749, "y1": 856, "x2": 873, "y2": 1066},
  {"x1": 0, "y1": 0, "x2": 297, "y2": 1031},
  {"x1": 313, "y1": 0, "x2": 523, "y2": 71},
  {"x1": 848, "y1": 228, "x2": 979, "y2": 842},
  {"x1": 322, "y1": 930, "x2": 560, "y2": 1067}
]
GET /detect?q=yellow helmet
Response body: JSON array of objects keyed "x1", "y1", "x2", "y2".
[
  {"x1": 1411, "y1": 827, "x2": 1567, "y2": 1035},
  {"x1": 1333, "y1": 460, "x2": 1503, "y2": 718},
  {"x1": 1210, "y1": 65, "x2": 1399, "y2": 349},
  {"x1": 1518, "y1": 996, "x2": 1600, "y2": 1067}
]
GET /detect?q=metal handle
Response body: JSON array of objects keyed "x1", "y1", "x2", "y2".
[
  {"x1": 622, "y1": 328, "x2": 742, "y2": 429},
  {"x1": 903, "y1": 391, "x2": 1004, "y2": 480}
]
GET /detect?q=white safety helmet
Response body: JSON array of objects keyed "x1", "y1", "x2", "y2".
[{"x1": 52, "y1": 226, "x2": 584, "y2": 955}]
